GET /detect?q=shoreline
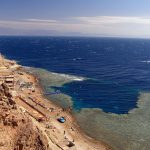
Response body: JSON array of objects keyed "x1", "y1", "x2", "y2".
[
  {"x1": 0, "y1": 55, "x2": 112, "y2": 150},
  {"x1": 22, "y1": 63, "x2": 112, "y2": 149},
  {"x1": 22, "y1": 63, "x2": 150, "y2": 150}
]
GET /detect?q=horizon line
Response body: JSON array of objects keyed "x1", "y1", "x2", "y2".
[{"x1": 0, "y1": 34, "x2": 150, "y2": 40}]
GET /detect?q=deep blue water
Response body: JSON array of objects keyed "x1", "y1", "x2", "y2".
[{"x1": 1, "y1": 36, "x2": 150, "y2": 114}]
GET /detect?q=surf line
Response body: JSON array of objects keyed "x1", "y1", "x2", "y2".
[{"x1": 45, "y1": 90, "x2": 62, "y2": 95}]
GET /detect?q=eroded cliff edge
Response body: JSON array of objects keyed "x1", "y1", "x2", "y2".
[{"x1": 0, "y1": 83, "x2": 48, "y2": 150}]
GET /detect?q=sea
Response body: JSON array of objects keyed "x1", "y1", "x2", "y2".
[{"x1": 0, "y1": 36, "x2": 150, "y2": 150}]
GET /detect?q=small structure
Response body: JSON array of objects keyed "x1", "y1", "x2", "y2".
[
  {"x1": 38, "y1": 116, "x2": 45, "y2": 122},
  {"x1": 0, "y1": 75, "x2": 15, "y2": 90},
  {"x1": 5, "y1": 76, "x2": 15, "y2": 90}
]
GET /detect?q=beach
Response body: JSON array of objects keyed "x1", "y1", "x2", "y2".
[{"x1": 0, "y1": 55, "x2": 112, "y2": 150}]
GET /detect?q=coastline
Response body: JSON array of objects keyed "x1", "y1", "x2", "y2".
[
  {"x1": 23, "y1": 65, "x2": 150, "y2": 150},
  {"x1": 22, "y1": 65, "x2": 112, "y2": 149},
  {"x1": 0, "y1": 55, "x2": 112, "y2": 150}
]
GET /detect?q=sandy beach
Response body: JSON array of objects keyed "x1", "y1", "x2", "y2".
[{"x1": 0, "y1": 55, "x2": 112, "y2": 150}]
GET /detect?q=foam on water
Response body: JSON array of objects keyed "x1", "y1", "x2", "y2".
[
  {"x1": 25, "y1": 67, "x2": 86, "y2": 109},
  {"x1": 51, "y1": 72, "x2": 85, "y2": 81},
  {"x1": 141, "y1": 60, "x2": 150, "y2": 64}
]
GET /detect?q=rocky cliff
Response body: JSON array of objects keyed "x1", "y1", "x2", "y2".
[{"x1": 0, "y1": 83, "x2": 49, "y2": 150}]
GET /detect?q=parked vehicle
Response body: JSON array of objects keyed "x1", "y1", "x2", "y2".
[{"x1": 57, "y1": 117, "x2": 66, "y2": 123}]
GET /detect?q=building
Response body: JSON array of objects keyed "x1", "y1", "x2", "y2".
[{"x1": 0, "y1": 73, "x2": 15, "y2": 90}]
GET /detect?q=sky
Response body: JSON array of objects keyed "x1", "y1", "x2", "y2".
[{"x1": 1, "y1": 0, "x2": 150, "y2": 38}]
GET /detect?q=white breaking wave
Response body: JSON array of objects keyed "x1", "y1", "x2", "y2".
[
  {"x1": 51, "y1": 72, "x2": 85, "y2": 81},
  {"x1": 24, "y1": 66, "x2": 85, "y2": 81},
  {"x1": 141, "y1": 60, "x2": 150, "y2": 64}
]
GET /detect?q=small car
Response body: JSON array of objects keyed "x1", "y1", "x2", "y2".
[{"x1": 57, "y1": 117, "x2": 66, "y2": 123}]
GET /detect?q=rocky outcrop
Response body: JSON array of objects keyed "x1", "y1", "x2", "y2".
[
  {"x1": 14, "y1": 122, "x2": 48, "y2": 150},
  {"x1": 0, "y1": 83, "x2": 49, "y2": 150}
]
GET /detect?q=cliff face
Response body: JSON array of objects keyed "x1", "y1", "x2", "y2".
[{"x1": 0, "y1": 83, "x2": 48, "y2": 150}]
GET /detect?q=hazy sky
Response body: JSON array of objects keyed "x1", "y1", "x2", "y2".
[{"x1": 1, "y1": 0, "x2": 150, "y2": 37}]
